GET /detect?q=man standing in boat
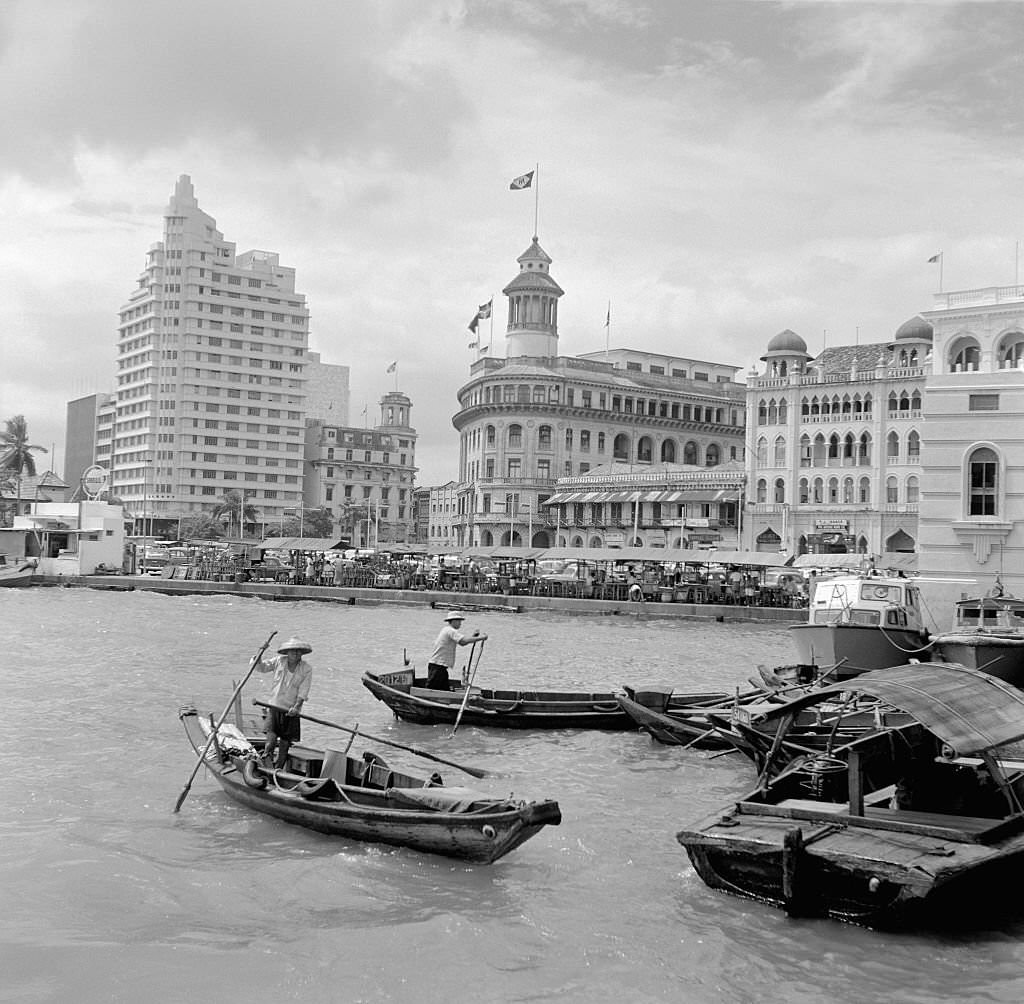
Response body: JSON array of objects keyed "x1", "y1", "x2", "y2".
[
  {"x1": 426, "y1": 611, "x2": 487, "y2": 690},
  {"x1": 253, "y1": 636, "x2": 314, "y2": 768}
]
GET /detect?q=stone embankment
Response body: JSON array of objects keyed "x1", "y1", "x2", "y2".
[{"x1": 43, "y1": 573, "x2": 806, "y2": 624}]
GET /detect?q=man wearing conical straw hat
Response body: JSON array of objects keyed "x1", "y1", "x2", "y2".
[{"x1": 253, "y1": 636, "x2": 314, "y2": 768}]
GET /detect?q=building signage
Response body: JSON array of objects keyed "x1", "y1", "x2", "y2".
[
  {"x1": 605, "y1": 531, "x2": 625, "y2": 545},
  {"x1": 81, "y1": 465, "x2": 109, "y2": 499},
  {"x1": 814, "y1": 519, "x2": 849, "y2": 530}
]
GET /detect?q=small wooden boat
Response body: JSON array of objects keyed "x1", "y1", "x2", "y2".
[
  {"x1": 790, "y1": 569, "x2": 932, "y2": 676},
  {"x1": 179, "y1": 705, "x2": 561, "y2": 862},
  {"x1": 362, "y1": 667, "x2": 633, "y2": 730},
  {"x1": 676, "y1": 663, "x2": 1024, "y2": 928},
  {"x1": 0, "y1": 555, "x2": 37, "y2": 587},
  {"x1": 932, "y1": 586, "x2": 1024, "y2": 686}
]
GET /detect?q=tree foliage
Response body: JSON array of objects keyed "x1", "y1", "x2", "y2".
[
  {"x1": 212, "y1": 490, "x2": 260, "y2": 537},
  {"x1": 179, "y1": 514, "x2": 225, "y2": 540},
  {"x1": 0, "y1": 415, "x2": 47, "y2": 477}
]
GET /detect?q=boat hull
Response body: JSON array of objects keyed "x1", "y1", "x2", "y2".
[
  {"x1": 680, "y1": 817, "x2": 1024, "y2": 929},
  {"x1": 615, "y1": 692, "x2": 734, "y2": 748},
  {"x1": 362, "y1": 671, "x2": 633, "y2": 730},
  {"x1": 933, "y1": 636, "x2": 1024, "y2": 686},
  {"x1": 789, "y1": 623, "x2": 930, "y2": 676},
  {"x1": 180, "y1": 708, "x2": 560, "y2": 862}
]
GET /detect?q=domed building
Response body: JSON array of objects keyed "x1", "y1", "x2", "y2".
[
  {"x1": 744, "y1": 317, "x2": 929, "y2": 559},
  {"x1": 451, "y1": 236, "x2": 748, "y2": 549}
]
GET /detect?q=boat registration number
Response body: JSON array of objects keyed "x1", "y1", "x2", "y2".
[{"x1": 379, "y1": 669, "x2": 415, "y2": 687}]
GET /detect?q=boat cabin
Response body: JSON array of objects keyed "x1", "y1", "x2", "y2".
[{"x1": 807, "y1": 571, "x2": 926, "y2": 634}]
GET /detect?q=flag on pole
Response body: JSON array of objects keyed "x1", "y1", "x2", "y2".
[
  {"x1": 927, "y1": 252, "x2": 942, "y2": 263},
  {"x1": 386, "y1": 361, "x2": 396, "y2": 373},
  {"x1": 467, "y1": 300, "x2": 492, "y2": 333},
  {"x1": 509, "y1": 170, "x2": 534, "y2": 190},
  {"x1": 604, "y1": 303, "x2": 610, "y2": 328}
]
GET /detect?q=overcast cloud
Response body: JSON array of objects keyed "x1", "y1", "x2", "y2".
[{"x1": 2, "y1": 0, "x2": 1024, "y2": 483}]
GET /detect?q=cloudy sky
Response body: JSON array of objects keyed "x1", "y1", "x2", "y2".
[{"x1": 3, "y1": 0, "x2": 1024, "y2": 484}]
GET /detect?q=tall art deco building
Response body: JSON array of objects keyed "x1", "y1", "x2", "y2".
[{"x1": 111, "y1": 176, "x2": 310, "y2": 531}]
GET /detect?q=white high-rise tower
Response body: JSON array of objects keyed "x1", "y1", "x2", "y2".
[{"x1": 112, "y1": 175, "x2": 310, "y2": 533}]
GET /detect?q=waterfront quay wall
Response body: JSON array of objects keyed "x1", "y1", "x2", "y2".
[{"x1": 45, "y1": 575, "x2": 806, "y2": 624}]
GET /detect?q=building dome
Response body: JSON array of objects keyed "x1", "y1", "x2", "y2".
[
  {"x1": 893, "y1": 316, "x2": 933, "y2": 342},
  {"x1": 765, "y1": 328, "x2": 807, "y2": 353},
  {"x1": 760, "y1": 328, "x2": 810, "y2": 363}
]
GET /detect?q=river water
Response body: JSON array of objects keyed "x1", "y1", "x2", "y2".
[{"x1": 2, "y1": 587, "x2": 1022, "y2": 1004}]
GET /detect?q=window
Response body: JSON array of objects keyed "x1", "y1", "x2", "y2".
[
  {"x1": 538, "y1": 425, "x2": 552, "y2": 449},
  {"x1": 508, "y1": 424, "x2": 522, "y2": 449},
  {"x1": 886, "y1": 476, "x2": 898, "y2": 503},
  {"x1": 507, "y1": 458, "x2": 521, "y2": 478},
  {"x1": 970, "y1": 394, "x2": 999, "y2": 412},
  {"x1": 968, "y1": 447, "x2": 998, "y2": 516}
]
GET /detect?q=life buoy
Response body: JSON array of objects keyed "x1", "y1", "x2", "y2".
[{"x1": 628, "y1": 584, "x2": 643, "y2": 602}]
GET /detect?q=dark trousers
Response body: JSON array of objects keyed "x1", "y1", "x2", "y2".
[{"x1": 426, "y1": 663, "x2": 452, "y2": 691}]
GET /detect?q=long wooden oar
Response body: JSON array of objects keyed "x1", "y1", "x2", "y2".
[
  {"x1": 252, "y1": 699, "x2": 491, "y2": 779},
  {"x1": 174, "y1": 630, "x2": 277, "y2": 812},
  {"x1": 450, "y1": 637, "x2": 486, "y2": 738}
]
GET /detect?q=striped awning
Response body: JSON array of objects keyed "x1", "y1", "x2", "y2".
[{"x1": 543, "y1": 488, "x2": 736, "y2": 506}]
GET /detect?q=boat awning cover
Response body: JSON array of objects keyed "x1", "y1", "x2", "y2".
[
  {"x1": 259, "y1": 537, "x2": 348, "y2": 551},
  {"x1": 763, "y1": 662, "x2": 1024, "y2": 757},
  {"x1": 792, "y1": 553, "x2": 918, "y2": 573}
]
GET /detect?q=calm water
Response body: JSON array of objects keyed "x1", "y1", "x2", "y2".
[{"x1": 2, "y1": 587, "x2": 1023, "y2": 1004}]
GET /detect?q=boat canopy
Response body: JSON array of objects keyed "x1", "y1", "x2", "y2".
[
  {"x1": 792, "y1": 553, "x2": 917, "y2": 573},
  {"x1": 761, "y1": 662, "x2": 1024, "y2": 757}
]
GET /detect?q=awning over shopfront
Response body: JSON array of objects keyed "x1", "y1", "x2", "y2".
[
  {"x1": 543, "y1": 488, "x2": 738, "y2": 506},
  {"x1": 259, "y1": 537, "x2": 348, "y2": 552}
]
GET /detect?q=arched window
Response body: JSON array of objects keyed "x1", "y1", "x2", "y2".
[
  {"x1": 773, "y1": 478, "x2": 785, "y2": 503},
  {"x1": 773, "y1": 436, "x2": 786, "y2": 466},
  {"x1": 565, "y1": 428, "x2": 573, "y2": 450},
  {"x1": 886, "y1": 476, "x2": 898, "y2": 503},
  {"x1": 951, "y1": 339, "x2": 981, "y2": 372},
  {"x1": 911, "y1": 391, "x2": 921, "y2": 413},
  {"x1": 828, "y1": 477, "x2": 839, "y2": 503},
  {"x1": 485, "y1": 424, "x2": 495, "y2": 447},
  {"x1": 538, "y1": 425, "x2": 552, "y2": 449},
  {"x1": 507, "y1": 424, "x2": 522, "y2": 448},
  {"x1": 859, "y1": 477, "x2": 871, "y2": 504},
  {"x1": 757, "y1": 399, "x2": 768, "y2": 425},
  {"x1": 799, "y1": 478, "x2": 809, "y2": 503},
  {"x1": 821, "y1": 396, "x2": 831, "y2": 416},
  {"x1": 613, "y1": 433, "x2": 630, "y2": 461},
  {"x1": 853, "y1": 393, "x2": 863, "y2": 415},
  {"x1": 767, "y1": 399, "x2": 778, "y2": 424},
  {"x1": 899, "y1": 392, "x2": 911, "y2": 414},
  {"x1": 597, "y1": 432, "x2": 605, "y2": 452},
  {"x1": 813, "y1": 433, "x2": 827, "y2": 465},
  {"x1": 863, "y1": 394, "x2": 873, "y2": 416},
  {"x1": 705, "y1": 444, "x2": 720, "y2": 466},
  {"x1": 683, "y1": 441, "x2": 699, "y2": 465},
  {"x1": 842, "y1": 477, "x2": 854, "y2": 504},
  {"x1": 1000, "y1": 335, "x2": 1024, "y2": 369},
  {"x1": 756, "y1": 478, "x2": 767, "y2": 503},
  {"x1": 779, "y1": 399, "x2": 788, "y2": 422},
  {"x1": 887, "y1": 431, "x2": 900, "y2": 459},
  {"x1": 859, "y1": 432, "x2": 872, "y2": 464},
  {"x1": 636, "y1": 436, "x2": 652, "y2": 462},
  {"x1": 909, "y1": 348, "x2": 918, "y2": 366},
  {"x1": 756, "y1": 436, "x2": 768, "y2": 466},
  {"x1": 907, "y1": 475, "x2": 919, "y2": 503},
  {"x1": 888, "y1": 391, "x2": 899, "y2": 415},
  {"x1": 660, "y1": 439, "x2": 676, "y2": 462},
  {"x1": 843, "y1": 432, "x2": 856, "y2": 460},
  {"x1": 812, "y1": 477, "x2": 824, "y2": 503},
  {"x1": 801, "y1": 397, "x2": 810, "y2": 417},
  {"x1": 841, "y1": 395, "x2": 852, "y2": 415},
  {"x1": 799, "y1": 434, "x2": 811, "y2": 467},
  {"x1": 968, "y1": 446, "x2": 998, "y2": 516},
  {"x1": 810, "y1": 396, "x2": 820, "y2": 417},
  {"x1": 899, "y1": 349, "x2": 908, "y2": 367},
  {"x1": 828, "y1": 433, "x2": 840, "y2": 460},
  {"x1": 908, "y1": 430, "x2": 920, "y2": 459}
]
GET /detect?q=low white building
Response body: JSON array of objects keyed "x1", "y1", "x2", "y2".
[{"x1": 0, "y1": 502, "x2": 125, "y2": 576}]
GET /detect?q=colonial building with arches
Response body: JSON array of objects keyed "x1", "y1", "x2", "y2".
[
  {"x1": 918, "y1": 284, "x2": 1024, "y2": 598},
  {"x1": 743, "y1": 319, "x2": 930, "y2": 557},
  {"x1": 451, "y1": 237, "x2": 746, "y2": 548}
]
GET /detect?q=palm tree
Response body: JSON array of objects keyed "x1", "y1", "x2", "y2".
[
  {"x1": 0, "y1": 415, "x2": 48, "y2": 516},
  {"x1": 212, "y1": 489, "x2": 259, "y2": 539},
  {"x1": 179, "y1": 514, "x2": 225, "y2": 540}
]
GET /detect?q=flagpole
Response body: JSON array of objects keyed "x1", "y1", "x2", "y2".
[
  {"x1": 939, "y1": 252, "x2": 944, "y2": 293},
  {"x1": 604, "y1": 301, "x2": 610, "y2": 362},
  {"x1": 534, "y1": 162, "x2": 540, "y2": 238},
  {"x1": 488, "y1": 295, "x2": 494, "y2": 355}
]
